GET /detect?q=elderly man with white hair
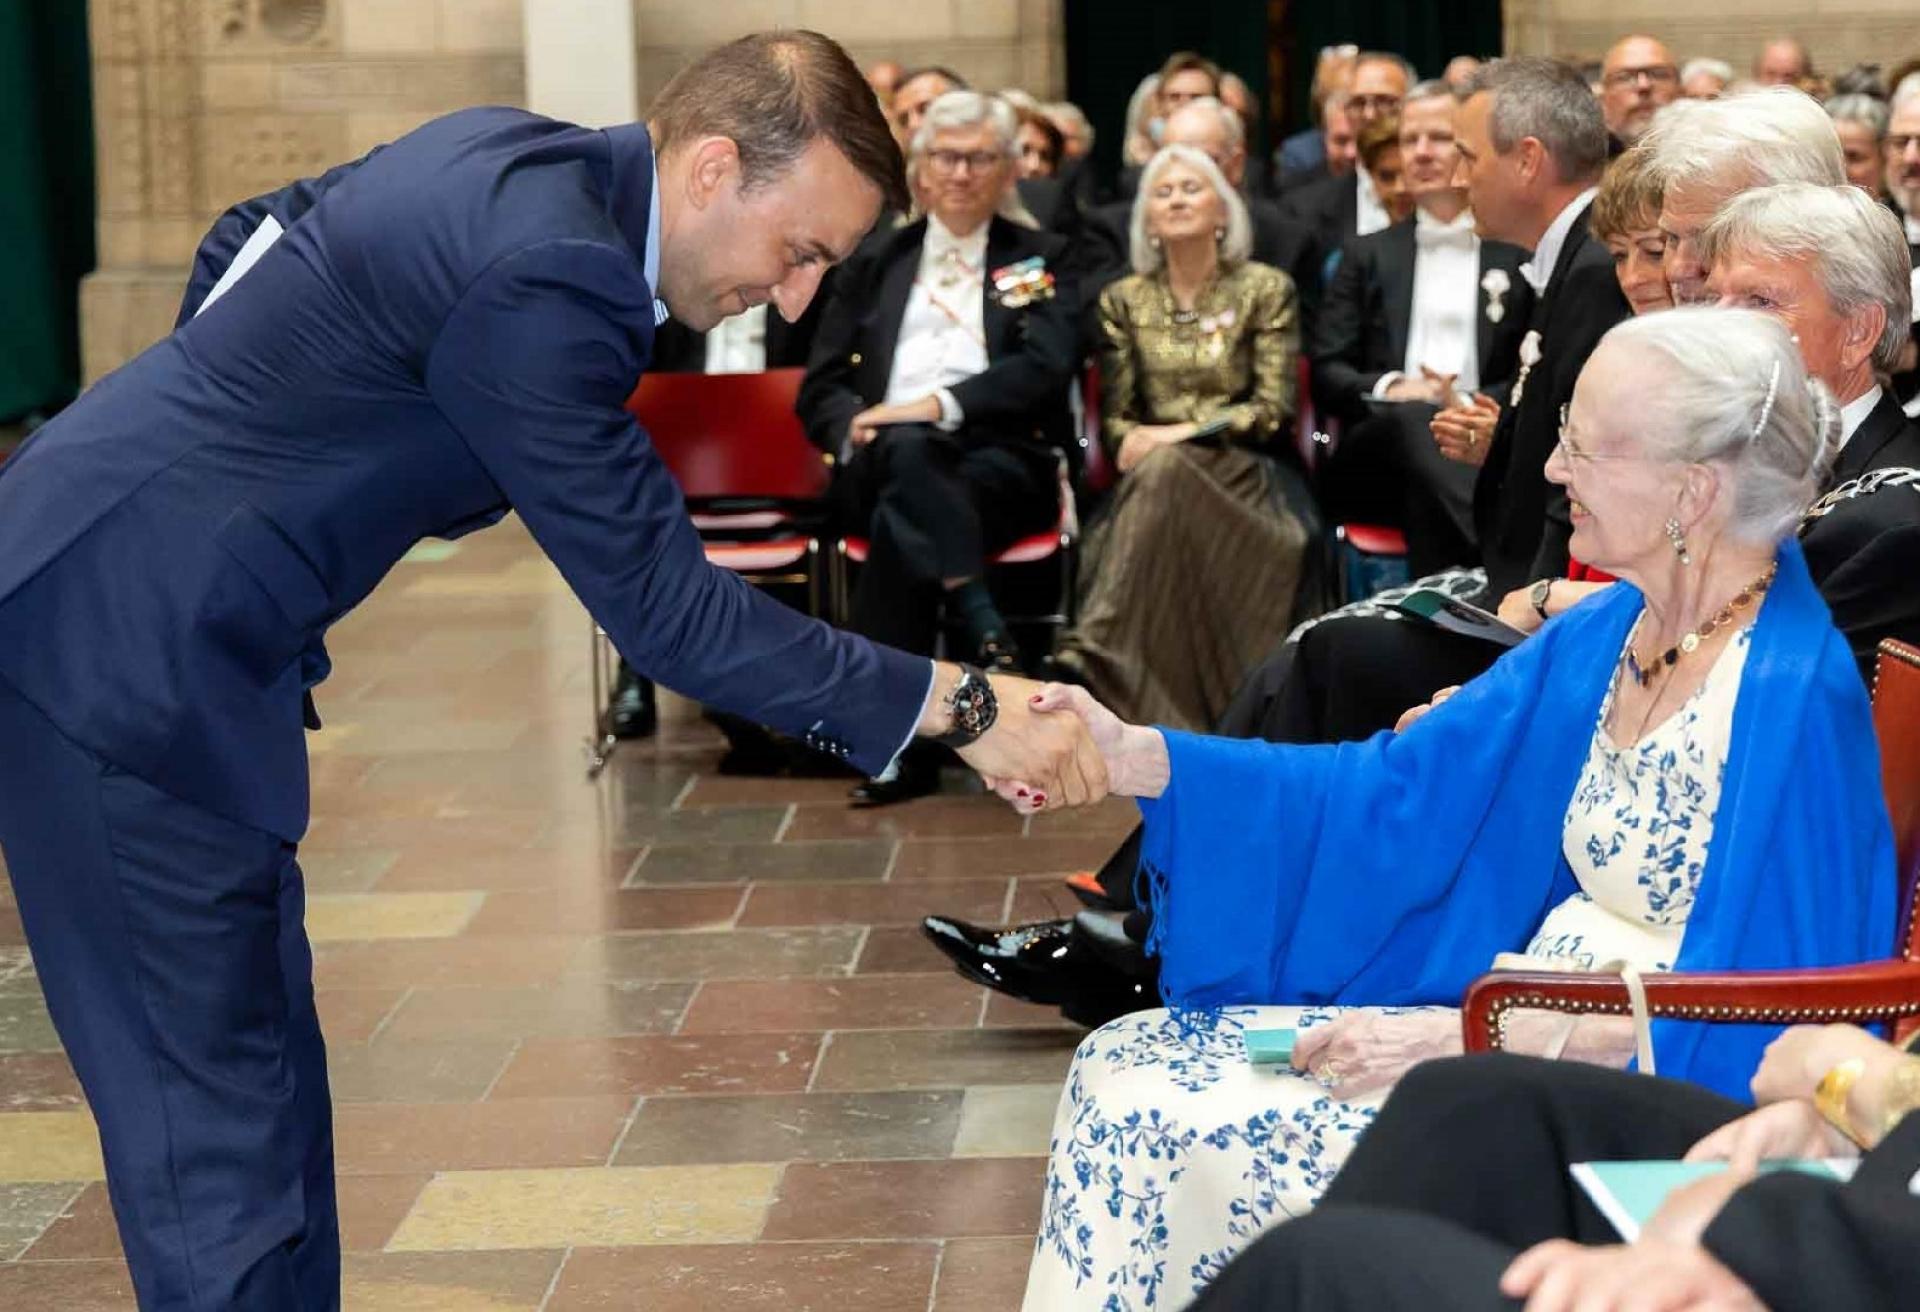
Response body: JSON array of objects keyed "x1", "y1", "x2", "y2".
[
  {"x1": 1641, "y1": 86, "x2": 1847, "y2": 304},
  {"x1": 1679, "y1": 56, "x2": 1732, "y2": 100},
  {"x1": 796, "y1": 90, "x2": 1081, "y2": 804}
]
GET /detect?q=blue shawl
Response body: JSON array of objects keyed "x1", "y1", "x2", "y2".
[{"x1": 1136, "y1": 539, "x2": 1894, "y2": 1101}]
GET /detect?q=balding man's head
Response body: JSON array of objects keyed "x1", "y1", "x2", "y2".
[
  {"x1": 1601, "y1": 35, "x2": 1679, "y2": 144},
  {"x1": 1754, "y1": 38, "x2": 1810, "y2": 87},
  {"x1": 1162, "y1": 97, "x2": 1247, "y2": 188}
]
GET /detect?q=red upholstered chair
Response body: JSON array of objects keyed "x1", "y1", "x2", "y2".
[
  {"x1": 1462, "y1": 638, "x2": 1920, "y2": 1052},
  {"x1": 586, "y1": 367, "x2": 829, "y2": 775}
]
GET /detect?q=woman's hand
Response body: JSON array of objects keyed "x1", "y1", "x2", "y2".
[
  {"x1": 1290, "y1": 1009, "x2": 1462, "y2": 1098},
  {"x1": 1115, "y1": 423, "x2": 1199, "y2": 473},
  {"x1": 1431, "y1": 393, "x2": 1499, "y2": 467},
  {"x1": 1501, "y1": 1239, "x2": 1762, "y2": 1312},
  {"x1": 996, "y1": 684, "x2": 1169, "y2": 805},
  {"x1": 1683, "y1": 1099, "x2": 1857, "y2": 1171},
  {"x1": 1497, "y1": 583, "x2": 1548, "y2": 636},
  {"x1": 1748, "y1": 1024, "x2": 1884, "y2": 1106},
  {"x1": 1392, "y1": 685, "x2": 1461, "y2": 733}
]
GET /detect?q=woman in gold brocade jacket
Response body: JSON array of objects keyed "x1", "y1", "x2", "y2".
[{"x1": 1051, "y1": 144, "x2": 1322, "y2": 730}]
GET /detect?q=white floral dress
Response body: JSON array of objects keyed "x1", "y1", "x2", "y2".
[{"x1": 1021, "y1": 626, "x2": 1753, "y2": 1311}]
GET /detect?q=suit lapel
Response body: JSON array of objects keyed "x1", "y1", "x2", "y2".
[
  {"x1": 1832, "y1": 391, "x2": 1912, "y2": 486},
  {"x1": 1380, "y1": 221, "x2": 1417, "y2": 370},
  {"x1": 982, "y1": 217, "x2": 1016, "y2": 358},
  {"x1": 868, "y1": 220, "x2": 924, "y2": 392}
]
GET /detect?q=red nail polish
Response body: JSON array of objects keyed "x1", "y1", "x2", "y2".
[
  {"x1": 1032, "y1": 793, "x2": 1046, "y2": 805},
  {"x1": 1016, "y1": 788, "x2": 1029, "y2": 797},
  {"x1": 1030, "y1": 694, "x2": 1043, "y2": 704}
]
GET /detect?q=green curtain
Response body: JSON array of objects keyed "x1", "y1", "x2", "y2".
[{"x1": 0, "y1": 1, "x2": 95, "y2": 421}]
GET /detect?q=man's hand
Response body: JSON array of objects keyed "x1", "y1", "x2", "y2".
[
  {"x1": 849, "y1": 395, "x2": 942, "y2": 448},
  {"x1": 1431, "y1": 393, "x2": 1499, "y2": 466},
  {"x1": 1501, "y1": 1239, "x2": 1763, "y2": 1312},
  {"x1": 1382, "y1": 368, "x2": 1458, "y2": 406},
  {"x1": 939, "y1": 671, "x2": 1108, "y2": 810}
]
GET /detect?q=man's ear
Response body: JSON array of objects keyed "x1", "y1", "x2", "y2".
[
  {"x1": 684, "y1": 136, "x2": 742, "y2": 210},
  {"x1": 1841, "y1": 301, "x2": 1887, "y2": 375},
  {"x1": 1514, "y1": 136, "x2": 1548, "y2": 190}
]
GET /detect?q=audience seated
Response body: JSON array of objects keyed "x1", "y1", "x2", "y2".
[
  {"x1": 1279, "y1": 51, "x2": 1412, "y2": 255},
  {"x1": 1275, "y1": 44, "x2": 1357, "y2": 187},
  {"x1": 1589, "y1": 143, "x2": 1673, "y2": 316},
  {"x1": 888, "y1": 65, "x2": 964, "y2": 147},
  {"x1": 1754, "y1": 35, "x2": 1814, "y2": 90},
  {"x1": 1087, "y1": 98, "x2": 1322, "y2": 327},
  {"x1": 1310, "y1": 80, "x2": 1533, "y2": 574},
  {"x1": 1016, "y1": 309, "x2": 1893, "y2": 1310},
  {"x1": 1829, "y1": 93, "x2": 1891, "y2": 199},
  {"x1": 795, "y1": 90, "x2": 1078, "y2": 805},
  {"x1": 1351, "y1": 112, "x2": 1411, "y2": 228},
  {"x1": 1681, "y1": 56, "x2": 1733, "y2": 100},
  {"x1": 1113, "y1": 52, "x2": 1225, "y2": 202},
  {"x1": 1599, "y1": 35, "x2": 1680, "y2": 150},
  {"x1": 1887, "y1": 92, "x2": 1920, "y2": 409},
  {"x1": 1215, "y1": 73, "x2": 1277, "y2": 200},
  {"x1": 1192, "y1": 1029, "x2": 1920, "y2": 1311},
  {"x1": 1044, "y1": 145, "x2": 1316, "y2": 731}
]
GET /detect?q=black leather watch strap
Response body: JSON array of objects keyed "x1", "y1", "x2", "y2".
[{"x1": 929, "y1": 663, "x2": 998, "y2": 750}]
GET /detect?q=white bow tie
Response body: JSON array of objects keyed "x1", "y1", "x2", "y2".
[{"x1": 1417, "y1": 222, "x2": 1474, "y2": 250}]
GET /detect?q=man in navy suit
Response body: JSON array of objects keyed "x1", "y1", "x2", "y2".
[{"x1": 0, "y1": 31, "x2": 1102, "y2": 1311}]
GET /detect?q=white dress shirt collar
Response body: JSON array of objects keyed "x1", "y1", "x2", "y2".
[
  {"x1": 646, "y1": 152, "x2": 667, "y2": 325},
  {"x1": 926, "y1": 213, "x2": 990, "y2": 264},
  {"x1": 1839, "y1": 384, "x2": 1884, "y2": 449},
  {"x1": 1414, "y1": 206, "x2": 1477, "y2": 247},
  {"x1": 1518, "y1": 186, "x2": 1600, "y2": 294}
]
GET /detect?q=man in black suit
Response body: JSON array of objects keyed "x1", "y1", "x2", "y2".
[
  {"x1": 1311, "y1": 80, "x2": 1533, "y2": 573},
  {"x1": 1087, "y1": 98, "x2": 1322, "y2": 328},
  {"x1": 1277, "y1": 51, "x2": 1412, "y2": 259},
  {"x1": 1885, "y1": 92, "x2": 1920, "y2": 407},
  {"x1": 798, "y1": 90, "x2": 1079, "y2": 804},
  {"x1": 1191, "y1": 1041, "x2": 1920, "y2": 1311}
]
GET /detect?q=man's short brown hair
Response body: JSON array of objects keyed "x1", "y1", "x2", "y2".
[
  {"x1": 649, "y1": 30, "x2": 908, "y2": 212},
  {"x1": 1157, "y1": 50, "x2": 1223, "y2": 95}
]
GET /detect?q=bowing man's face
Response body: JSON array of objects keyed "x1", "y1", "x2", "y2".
[{"x1": 660, "y1": 134, "x2": 882, "y2": 333}]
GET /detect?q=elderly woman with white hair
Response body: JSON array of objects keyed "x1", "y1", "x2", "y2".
[
  {"x1": 1827, "y1": 93, "x2": 1891, "y2": 197},
  {"x1": 1019, "y1": 308, "x2": 1893, "y2": 1310},
  {"x1": 1047, "y1": 144, "x2": 1316, "y2": 730}
]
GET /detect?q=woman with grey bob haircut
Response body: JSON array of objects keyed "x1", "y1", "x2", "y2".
[
  {"x1": 1128, "y1": 144, "x2": 1252, "y2": 273},
  {"x1": 907, "y1": 90, "x2": 1038, "y2": 227}
]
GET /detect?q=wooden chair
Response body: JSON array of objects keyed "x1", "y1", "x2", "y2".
[
  {"x1": 1462, "y1": 638, "x2": 1920, "y2": 1052},
  {"x1": 586, "y1": 368, "x2": 829, "y2": 775}
]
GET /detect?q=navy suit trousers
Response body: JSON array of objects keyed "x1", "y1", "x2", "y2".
[{"x1": 0, "y1": 676, "x2": 338, "y2": 1310}]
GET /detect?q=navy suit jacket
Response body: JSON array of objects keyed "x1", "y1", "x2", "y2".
[{"x1": 0, "y1": 107, "x2": 928, "y2": 840}]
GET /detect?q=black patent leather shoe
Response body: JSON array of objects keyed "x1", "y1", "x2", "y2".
[
  {"x1": 849, "y1": 758, "x2": 937, "y2": 807},
  {"x1": 975, "y1": 630, "x2": 1023, "y2": 674},
  {"x1": 921, "y1": 914, "x2": 1159, "y2": 1027},
  {"x1": 609, "y1": 669, "x2": 657, "y2": 740}
]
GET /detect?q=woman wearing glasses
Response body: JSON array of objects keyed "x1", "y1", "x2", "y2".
[{"x1": 1017, "y1": 309, "x2": 1894, "y2": 1310}]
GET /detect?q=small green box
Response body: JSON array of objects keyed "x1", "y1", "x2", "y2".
[{"x1": 1243, "y1": 1027, "x2": 1296, "y2": 1066}]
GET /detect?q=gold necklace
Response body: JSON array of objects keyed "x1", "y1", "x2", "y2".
[{"x1": 1624, "y1": 562, "x2": 1776, "y2": 689}]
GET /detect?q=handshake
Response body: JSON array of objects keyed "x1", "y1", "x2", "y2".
[{"x1": 921, "y1": 668, "x2": 1171, "y2": 812}]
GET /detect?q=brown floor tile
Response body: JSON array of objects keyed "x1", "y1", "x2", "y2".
[
  {"x1": 547, "y1": 1241, "x2": 940, "y2": 1311},
  {"x1": 783, "y1": 796, "x2": 1027, "y2": 842},
  {"x1": 302, "y1": 810, "x2": 551, "y2": 856},
  {"x1": 571, "y1": 927, "x2": 864, "y2": 981},
  {"x1": 0, "y1": 1053, "x2": 84, "y2": 1111},
  {"x1": 629, "y1": 839, "x2": 894, "y2": 886},
  {"x1": 607, "y1": 805, "x2": 788, "y2": 847},
  {"x1": 1006, "y1": 875, "x2": 1095, "y2": 924},
  {"x1": 813, "y1": 1028, "x2": 1082, "y2": 1092},
  {"x1": 679, "y1": 976, "x2": 984, "y2": 1034},
  {"x1": 982, "y1": 992, "x2": 1084, "y2": 1031},
  {"x1": 315, "y1": 987, "x2": 409, "y2": 1043},
  {"x1": 0, "y1": 908, "x2": 28, "y2": 947},
  {"x1": 376, "y1": 844, "x2": 642, "y2": 893},
  {"x1": 325, "y1": 1039, "x2": 516, "y2": 1103},
  {"x1": 312, "y1": 936, "x2": 585, "y2": 990},
  {"x1": 855, "y1": 926, "x2": 951, "y2": 975},
  {"x1": 333, "y1": 1096, "x2": 634, "y2": 1173},
  {"x1": 297, "y1": 848, "x2": 401, "y2": 894},
  {"x1": 1, "y1": 1182, "x2": 85, "y2": 1261},
  {"x1": 738, "y1": 878, "x2": 1009, "y2": 929},
  {"x1": 0, "y1": 1259, "x2": 136, "y2": 1308},
  {"x1": 890, "y1": 835, "x2": 1117, "y2": 881},
  {"x1": 464, "y1": 886, "x2": 742, "y2": 935},
  {"x1": 341, "y1": 1249, "x2": 564, "y2": 1311},
  {"x1": 0, "y1": 993, "x2": 60, "y2": 1053},
  {"x1": 489, "y1": 1033, "x2": 822, "y2": 1098},
  {"x1": 763, "y1": 1158, "x2": 1045, "y2": 1240},
  {"x1": 339, "y1": 1174, "x2": 432, "y2": 1253},
  {"x1": 935, "y1": 1236, "x2": 1040, "y2": 1311},
  {"x1": 376, "y1": 978, "x2": 695, "y2": 1045},
  {"x1": 678, "y1": 774, "x2": 869, "y2": 808},
  {"x1": 22, "y1": 1182, "x2": 117, "y2": 1260},
  {"x1": 615, "y1": 1090, "x2": 963, "y2": 1165}
]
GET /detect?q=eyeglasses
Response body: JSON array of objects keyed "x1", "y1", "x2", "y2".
[
  {"x1": 1348, "y1": 94, "x2": 1402, "y2": 113},
  {"x1": 1602, "y1": 64, "x2": 1679, "y2": 89},
  {"x1": 925, "y1": 149, "x2": 1005, "y2": 175},
  {"x1": 1555, "y1": 405, "x2": 1650, "y2": 464}
]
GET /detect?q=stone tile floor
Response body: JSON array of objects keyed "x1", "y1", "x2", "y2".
[{"x1": 0, "y1": 519, "x2": 1126, "y2": 1308}]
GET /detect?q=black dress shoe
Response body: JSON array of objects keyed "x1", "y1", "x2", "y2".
[
  {"x1": 849, "y1": 758, "x2": 937, "y2": 807},
  {"x1": 975, "y1": 630, "x2": 1023, "y2": 674},
  {"x1": 609, "y1": 668, "x2": 657, "y2": 740},
  {"x1": 921, "y1": 914, "x2": 1159, "y2": 1027}
]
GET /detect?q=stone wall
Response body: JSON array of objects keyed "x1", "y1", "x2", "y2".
[
  {"x1": 79, "y1": 0, "x2": 1063, "y2": 382},
  {"x1": 1503, "y1": 0, "x2": 1920, "y2": 76}
]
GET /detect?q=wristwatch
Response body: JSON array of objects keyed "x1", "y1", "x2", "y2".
[
  {"x1": 930, "y1": 663, "x2": 998, "y2": 749},
  {"x1": 1529, "y1": 578, "x2": 1555, "y2": 622}
]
